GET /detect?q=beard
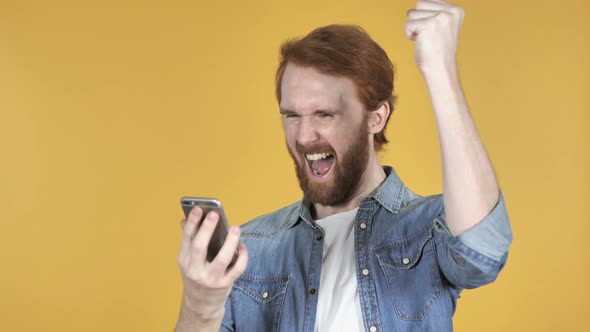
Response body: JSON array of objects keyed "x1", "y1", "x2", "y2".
[{"x1": 288, "y1": 119, "x2": 370, "y2": 206}]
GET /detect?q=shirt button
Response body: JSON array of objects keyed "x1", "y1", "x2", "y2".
[
  {"x1": 316, "y1": 235, "x2": 323, "y2": 241},
  {"x1": 360, "y1": 223, "x2": 367, "y2": 230},
  {"x1": 402, "y1": 258, "x2": 410, "y2": 265},
  {"x1": 262, "y1": 292, "x2": 269, "y2": 299},
  {"x1": 310, "y1": 288, "x2": 317, "y2": 295},
  {"x1": 362, "y1": 268, "x2": 370, "y2": 276},
  {"x1": 370, "y1": 326, "x2": 377, "y2": 332}
]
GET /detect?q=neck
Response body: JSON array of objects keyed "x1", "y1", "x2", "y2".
[{"x1": 312, "y1": 150, "x2": 385, "y2": 220}]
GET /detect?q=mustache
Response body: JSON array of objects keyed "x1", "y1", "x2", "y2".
[{"x1": 295, "y1": 141, "x2": 336, "y2": 155}]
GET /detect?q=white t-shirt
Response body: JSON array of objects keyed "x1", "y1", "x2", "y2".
[{"x1": 313, "y1": 208, "x2": 364, "y2": 332}]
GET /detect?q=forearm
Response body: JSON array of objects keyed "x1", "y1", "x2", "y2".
[{"x1": 423, "y1": 63, "x2": 499, "y2": 236}]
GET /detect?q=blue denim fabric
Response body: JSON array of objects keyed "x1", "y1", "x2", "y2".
[{"x1": 221, "y1": 166, "x2": 512, "y2": 332}]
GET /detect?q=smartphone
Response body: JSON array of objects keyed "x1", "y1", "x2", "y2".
[{"x1": 180, "y1": 197, "x2": 238, "y2": 266}]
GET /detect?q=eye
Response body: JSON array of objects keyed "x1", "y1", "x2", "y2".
[
  {"x1": 282, "y1": 113, "x2": 301, "y2": 123},
  {"x1": 317, "y1": 112, "x2": 334, "y2": 119}
]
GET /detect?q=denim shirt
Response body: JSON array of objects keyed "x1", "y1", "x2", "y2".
[{"x1": 221, "y1": 166, "x2": 512, "y2": 332}]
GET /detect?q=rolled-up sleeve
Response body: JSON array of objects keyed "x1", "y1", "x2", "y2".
[{"x1": 433, "y1": 192, "x2": 513, "y2": 289}]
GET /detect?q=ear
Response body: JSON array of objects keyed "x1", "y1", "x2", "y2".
[{"x1": 367, "y1": 102, "x2": 390, "y2": 134}]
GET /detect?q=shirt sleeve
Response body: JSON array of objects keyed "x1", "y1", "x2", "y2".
[{"x1": 433, "y1": 192, "x2": 513, "y2": 289}]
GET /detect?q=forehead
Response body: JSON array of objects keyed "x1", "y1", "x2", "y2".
[{"x1": 280, "y1": 63, "x2": 361, "y2": 112}]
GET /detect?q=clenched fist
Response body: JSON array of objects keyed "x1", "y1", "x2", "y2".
[{"x1": 405, "y1": 0, "x2": 464, "y2": 74}]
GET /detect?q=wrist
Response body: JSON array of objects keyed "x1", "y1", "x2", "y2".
[
  {"x1": 181, "y1": 296, "x2": 225, "y2": 321},
  {"x1": 420, "y1": 61, "x2": 462, "y2": 96},
  {"x1": 175, "y1": 300, "x2": 225, "y2": 332},
  {"x1": 419, "y1": 59, "x2": 459, "y2": 82}
]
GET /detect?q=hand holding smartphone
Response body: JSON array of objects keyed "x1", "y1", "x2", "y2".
[{"x1": 180, "y1": 197, "x2": 239, "y2": 266}]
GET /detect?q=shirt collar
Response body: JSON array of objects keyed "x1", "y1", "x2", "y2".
[
  {"x1": 293, "y1": 165, "x2": 405, "y2": 227},
  {"x1": 369, "y1": 165, "x2": 405, "y2": 214}
]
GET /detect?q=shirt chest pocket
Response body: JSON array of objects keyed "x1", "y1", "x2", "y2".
[
  {"x1": 231, "y1": 274, "x2": 289, "y2": 332},
  {"x1": 374, "y1": 227, "x2": 445, "y2": 320}
]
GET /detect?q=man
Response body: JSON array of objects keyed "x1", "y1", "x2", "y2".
[{"x1": 175, "y1": 1, "x2": 512, "y2": 331}]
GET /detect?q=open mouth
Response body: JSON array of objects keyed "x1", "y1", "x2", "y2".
[{"x1": 305, "y1": 152, "x2": 335, "y2": 177}]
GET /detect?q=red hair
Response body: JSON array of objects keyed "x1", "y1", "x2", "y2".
[{"x1": 275, "y1": 24, "x2": 396, "y2": 151}]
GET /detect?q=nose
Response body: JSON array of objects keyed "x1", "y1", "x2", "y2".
[{"x1": 296, "y1": 116, "x2": 319, "y2": 146}]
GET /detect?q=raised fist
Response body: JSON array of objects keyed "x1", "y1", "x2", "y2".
[{"x1": 405, "y1": 0, "x2": 464, "y2": 73}]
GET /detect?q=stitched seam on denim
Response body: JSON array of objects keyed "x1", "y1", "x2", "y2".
[
  {"x1": 220, "y1": 300, "x2": 235, "y2": 332},
  {"x1": 378, "y1": 254, "x2": 407, "y2": 321},
  {"x1": 356, "y1": 203, "x2": 382, "y2": 330},
  {"x1": 354, "y1": 206, "x2": 369, "y2": 332},
  {"x1": 450, "y1": 237, "x2": 502, "y2": 268},
  {"x1": 238, "y1": 274, "x2": 290, "y2": 282},
  {"x1": 400, "y1": 240, "x2": 445, "y2": 320},
  {"x1": 373, "y1": 223, "x2": 434, "y2": 253},
  {"x1": 355, "y1": 210, "x2": 370, "y2": 331},
  {"x1": 400, "y1": 288, "x2": 445, "y2": 321},
  {"x1": 393, "y1": 184, "x2": 404, "y2": 212},
  {"x1": 233, "y1": 278, "x2": 288, "y2": 303},
  {"x1": 228, "y1": 289, "x2": 237, "y2": 330},
  {"x1": 373, "y1": 189, "x2": 397, "y2": 214},
  {"x1": 372, "y1": 223, "x2": 445, "y2": 320},
  {"x1": 273, "y1": 277, "x2": 289, "y2": 332},
  {"x1": 303, "y1": 229, "x2": 321, "y2": 332},
  {"x1": 220, "y1": 320, "x2": 233, "y2": 331},
  {"x1": 299, "y1": 197, "x2": 313, "y2": 225},
  {"x1": 376, "y1": 239, "x2": 445, "y2": 321},
  {"x1": 241, "y1": 213, "x2": 296, "y2": 238},
  {"x1": 240, "y1": 202, "x2": 301, "y2": 237}
]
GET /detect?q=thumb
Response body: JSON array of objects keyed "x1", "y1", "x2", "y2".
[{"x1": 404, "y1": 17, "x2": 431, "y2": 40}]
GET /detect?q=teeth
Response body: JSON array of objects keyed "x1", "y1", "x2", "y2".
[{"x1": 306, "y1": 152, "x2": 333, "y2": 161}]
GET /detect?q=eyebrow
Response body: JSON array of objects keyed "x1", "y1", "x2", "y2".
[
  {"x1": 279, "y1": 108, "x2": 296, "y2": 115},
  {"x1": 279, "y1": 108, "x2": 341, "y2": 115}
]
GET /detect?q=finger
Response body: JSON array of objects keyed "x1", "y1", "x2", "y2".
[
  {"x1": 417, "y1": 0, "x2": 463, "y2": 18},
  {"x1": 415, "y1": 0, "x2": 449, "y2": 11},
  {"x1": 180, "y1": 218, "x2": 187, "y2": 229},
  {"x1": 209, "y1": 225, "x2": 242, "y2": 275},
  {"x1": 184, "y1": 207, "x2": 204, "y2": 238},
  {"x1": 407, "y1": 9, "x2": 440, "y2": 20},
  {"x1": 224, "y1": 243, "x2": 248, "y2": 283},
  {"x1": 190, "y1": 211, "x2": 219, "y2": 266},
  {"x1": 179, "y1": 207, "x2": 204, "y2": 256},
  {"x1": 404, "y1": 17, "x2": 434, "y2": 40}
]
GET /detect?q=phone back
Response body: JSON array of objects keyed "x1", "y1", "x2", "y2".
[{"x1": 180, "y1": 197, "x2": 230, "y2": 263}]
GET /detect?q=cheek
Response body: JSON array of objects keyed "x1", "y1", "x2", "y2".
[
  {"x1": 283, "y1": 127, "x2": 298, "y2": 151},
  {"x1": 331, "y1": 127, "x2": 354, "y2": 145},
  {"x1": 283, "y1": 124, "x2": 292, "y2": 136},
  {"x1": 332, "y1": 126, "x2": 364, "y2": 154}
]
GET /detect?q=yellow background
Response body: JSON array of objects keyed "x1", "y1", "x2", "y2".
[{"x1": 1, "y1": 0, "x2": 588, "y2": 331}]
